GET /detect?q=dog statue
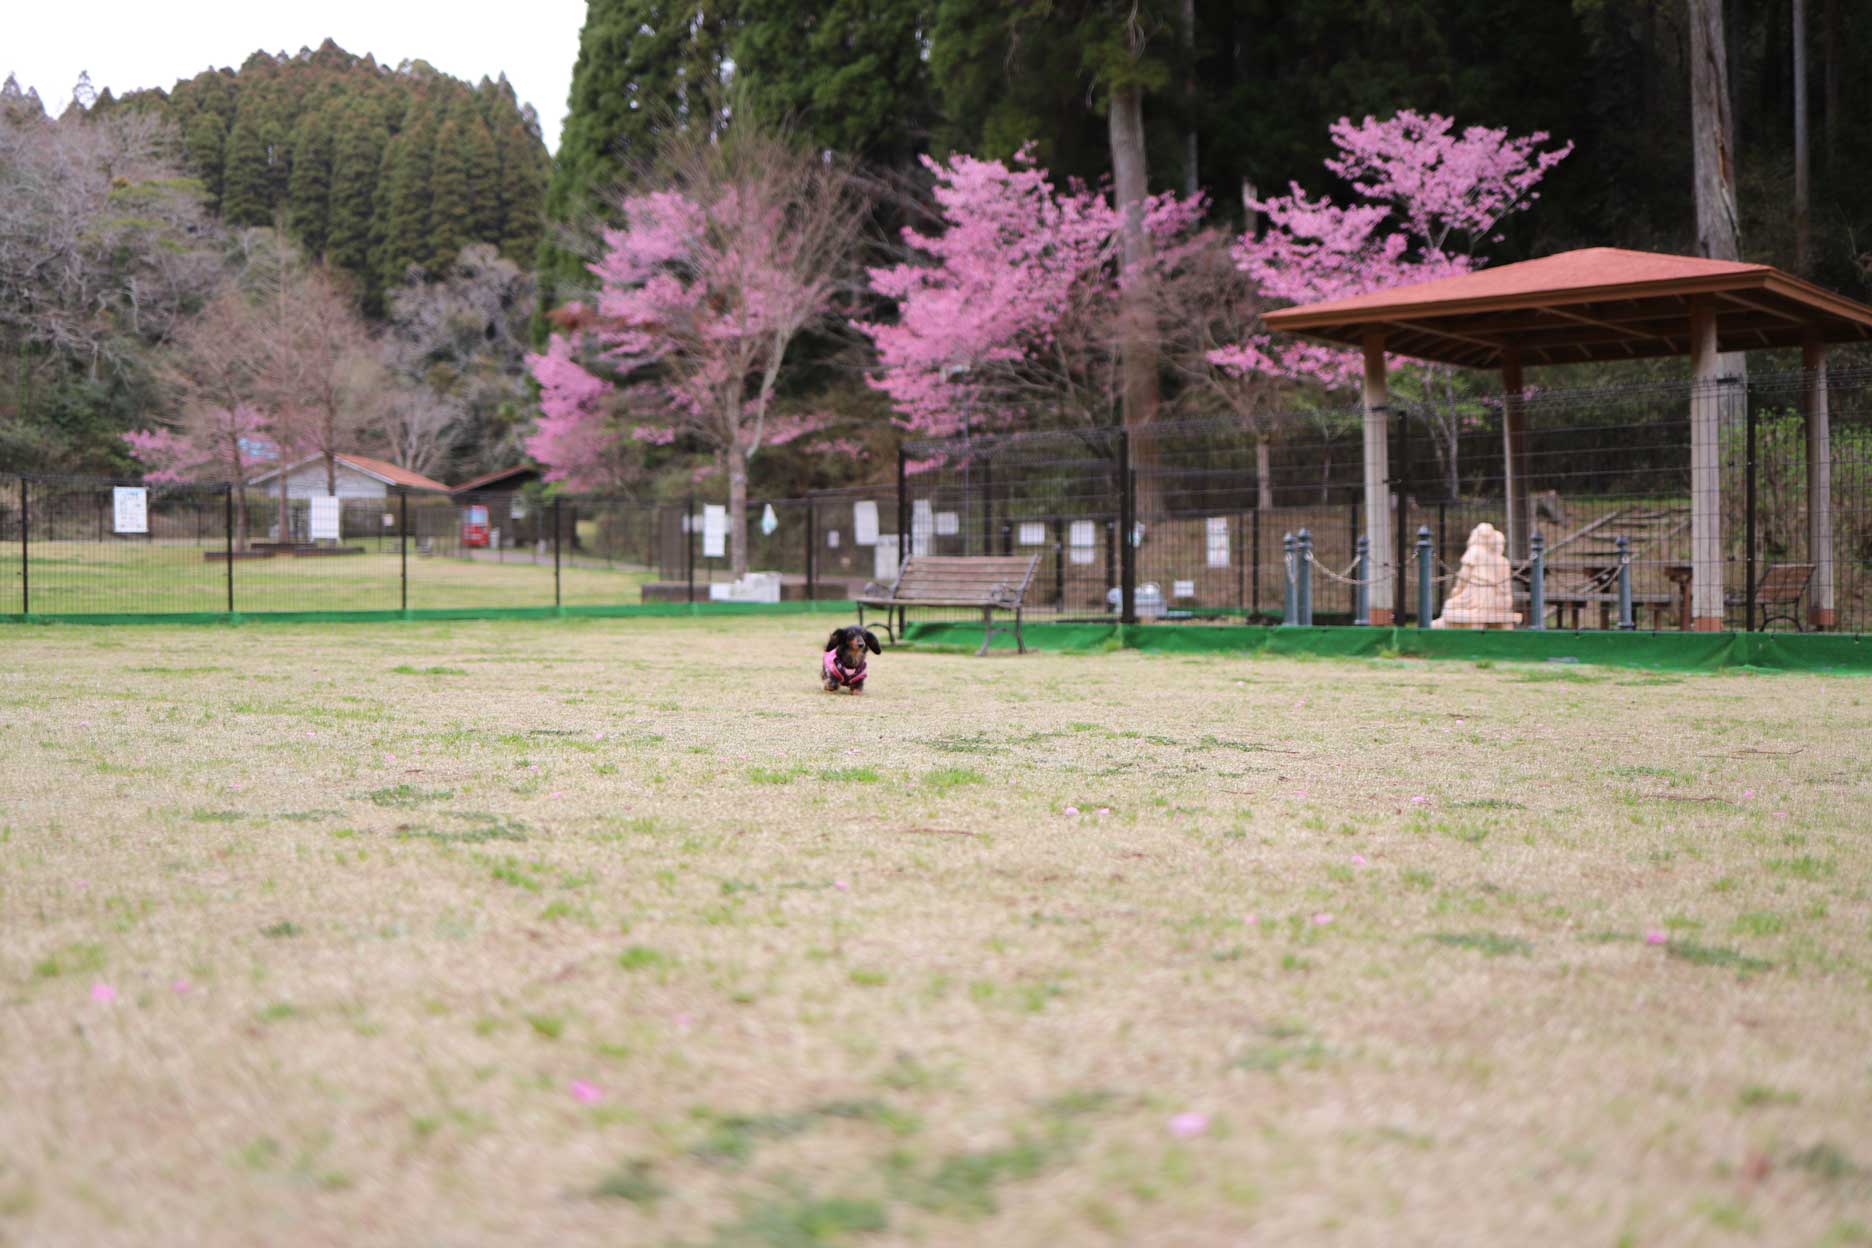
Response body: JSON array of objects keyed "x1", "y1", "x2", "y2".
[{"x1": 822, "y1": 626, "x2": 880, "y2": 693}]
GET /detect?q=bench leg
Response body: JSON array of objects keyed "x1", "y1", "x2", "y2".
[
  {"x1": 977, "y1": 606, "x2": 994, "y2": 657},
  {"x1": 1015, "y1": 608, "x2": 1025, "y2": 655}
]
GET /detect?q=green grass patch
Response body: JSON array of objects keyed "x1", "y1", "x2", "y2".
[{"x1": 1430, "y1": 931, "x2": 1533, "y2": 957}]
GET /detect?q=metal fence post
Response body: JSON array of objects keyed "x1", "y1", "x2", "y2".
[
  {"x1": 1745, "y1": 395, "x2": 1758, "y2": 631},
  {"x1": 805, "y1": 499, "x2": 817, "y2": 603},
  {"x1": 18, "y1": 477, "x2": 27, "y2": 617},
  {"x1": 981, "y1": 456, "x2": 994, "y2": 557},
  {"x1": 1394, "y1": 407, "x2": 1411, "y2": 624},
  {"x1": 1417, "y1": 525, "x2": 1434, "y2": 629},
  {"x1": 1353, "y1": 535, "x2": 1370, "y2": 626},
  {"x1": 1296, "y1": 528, "x2": 1313, "y2": 626},
  {"x1": 685, "y1": 491, "x2": 697, "y2": 604},
  {"x1": 1251, "y1": 509, "x2": 1261, "y2": 622},
  {"x1": 1529, "y1": 531, "x2": 1546, "y2": 630},
  {"x1": 553, "y1": 497, "x2": 563, "y2": 610},
  {"x1": 1617, "y1": 534, "x2": 1635, "y2": 630},
  {"x1": 399, "y1": 489, "x2": 409, "y2": 614},
  {"x1": 1281, "y1": 531, "x2": 1295, "y2": 625},
  {"x1": 1118, "y1": 429, "x2": 1136, "y2": 625},
  {"x1": 224, "y1": 484, "x2": 234, "y2": 615}
]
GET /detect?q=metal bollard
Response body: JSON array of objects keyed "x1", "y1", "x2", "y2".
[
  {"x1": 1353, "y1": 535, "x2": 1370, "y2": 626},
  {"x1": 1296, "y1": 529, "x2": 1314, "y2": 627},
  {"x1": 1281, "y1": 532, "x2": 1296, "y2": 626},
  {"x1": 1529, "y1": 531, "x2": 1546, "y2": 630},
  {"x1": 1416, "y1": 525, "x2": 1433, "y2": 629},
  {"x1": 1616, "y1": 534, "x2": 1635, "y2": 630}
]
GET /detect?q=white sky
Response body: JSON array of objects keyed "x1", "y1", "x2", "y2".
[{"x1": 8, "y1": 0, "x2": 588, "y2": 153}]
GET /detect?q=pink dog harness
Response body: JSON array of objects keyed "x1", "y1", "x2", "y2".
[{"x1": 823, "y1": 649, "x2": 867, "y2": 689}]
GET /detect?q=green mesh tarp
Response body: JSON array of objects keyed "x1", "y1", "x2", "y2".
[{"x1": 899, "y1": 621, "x2": 1872, "y2": 674}]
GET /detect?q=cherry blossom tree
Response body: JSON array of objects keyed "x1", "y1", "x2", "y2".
[
  {"x1": 527, "y1": 126, "x2": 870, "y2": 577},
  {"x1": 860, "y1": 148, "x2": 1204, "y2": 441},
  {"x1": 123, "y1": 404, "x2": 271, "y2": 547},
  {"x1": 1217, "y1": 111, "x2": 1571, "y2": 494}
]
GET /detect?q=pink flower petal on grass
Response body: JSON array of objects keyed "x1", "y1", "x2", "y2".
[
  {"x1": 90, "y1": 982, "x2": 116, "y2": 1004},
  {"x1": 1244, "y1": 914, "x2": 1258, "y2": 926},
  {"x1": 1168, "y1": 1112, "x2": 1209, "y2": 1139},
  {"x1": 305, "y1": 731, "x2": 316, "y2": 738},
  {"x1": 1410, "y1": 795, "x2": 1430, "y2": 806},
  {"x1": 385, "y1": 753, "x2": 396, "y2": 763},
  {"x1": 1063, "y1": 806, "x2": 1079, "y2": 817},
  {"x1": 172, "y1": 979, "x2": 191, "y2": 995},
  {"x1": 1742, "y1": 789, "x2": 1756, "y2": 799},
  {"x1": 548, "y1": 791, "x2": 565, "y2": 799},
  {"x1": 1774, "y1": 810, "x2": 1789, "y2": 819},
  {"x1": 1096, "y1": 807, "x2": 1111, "y2": 816},
  {"x1": 834, "y1": 880, "x2": 850, "y2": 891},
  {"x1": 1312, "y1": 913, "x2": 1333, "y2": 926},
  {"x1": 1644, "y1": 931, "x2": 1667, "y2": 946},
  {"x1": 570, "y1": 1080, "x2": 603, "y2": 1104},
  {"x1": 1350, "y1": 854, "x2": 1367, "y2": 866},
  {"x1": 672, "y1": 1012, "x2": 696, "y2": 1029}
]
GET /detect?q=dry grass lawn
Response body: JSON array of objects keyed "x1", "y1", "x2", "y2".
[{"x1": 1, "y1": 617, "x2": 1869, "y2": 1247}]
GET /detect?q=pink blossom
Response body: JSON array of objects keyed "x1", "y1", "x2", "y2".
[
  {"x1": 1410, "y1": 795, "x2": 1430, "y2": 806},
  {"x1": 1741, "y1": 789, "x2": 1755, "y2": 799},
  {"x1": 1312, "y1": 913, "x2": 1333, "y2": 926},
  {"x1": 1244, "y1": 914, "x2": 1258, "y2": 926},
  {"x1": 1350, "y1": 854, "x2": 1367, "y2": 866},
  {"x1": 1096, "y1": 807, "x2": 1112, "y2": 816},
  {"x1": 548, "y1": 791, "x2": 564, "y2": 799},
  {"x1": 834, "y1": 880, "x2": 850, "y2": 891},
  {"x1": 672, "y1": 1012, "x2": 696, "y2": 1028},
  {"x1": 1063, "y1": 806, "x2": 1080, "y2": 817},
  {"x1": 570, "y1": 1080, "x2": 604, "y2": 1104},
  {"x1": 90, "y1": 982, "x2": 116, "y2": 1004},
  {"x1": 172, "y1": 979, "x2": 191, "y2": 994},
  {"x1": 1644, "y1": 931, "x2": 1667, "y2": 946},
  {"x1": 1168, "y1": 1112, "x2": 1209, "y2": 1139}
]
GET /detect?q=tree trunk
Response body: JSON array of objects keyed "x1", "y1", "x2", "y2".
[
  {"x1": 1689, "y1": 0, "x2": 1746, "y2": 379},
  {"x1": 1823, "y1": 0, "x2": 1839, "y2": 172},
  {"x1": 1179, "y1": 0, "x2": 1198, "y2": 199},
  {"x1": 278, "y1": 463, "x2": 291, "y2": 545},
  {"x1": 1109, "y1": 82, "x2": 1159, "y2": 510},
  {"x1": 326, "y1": 447, "x2": 337, "y2": 495},
  {"x1": 1255, "y1": 435, "x2": 1273, "y2": 512},
  {"x1": 726, "y1": 439, "x2": 749, "y2": 579},
  {"x1": 1794, "y1": 0, "x2": 1810, "y2": 273}
]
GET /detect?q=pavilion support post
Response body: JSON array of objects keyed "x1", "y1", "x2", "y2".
[
  {"x1": 1803, "y1": 335, "x2": 1836, "y2": 628},
  {"x1": 1361, "y1": 331, "x2": 1395, "y2": 624},
  {"x1": 1501, "y1": 351, "x2": 1533, "y2": 565},
  {"x1": 1689, "y1": 301, "x2": 1726, "y2": 631}
]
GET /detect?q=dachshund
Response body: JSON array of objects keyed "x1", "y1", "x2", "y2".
[{"x1": 822, "y1": 625, "x2": 880, "y2": 693}]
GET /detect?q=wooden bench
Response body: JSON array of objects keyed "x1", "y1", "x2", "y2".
[
  {"x1": 1735, "y1": 562, "x2": 1815, "y2": 631},
  {"x1": 858, "y1": 554, "x2": 1041, "y2": 655}
]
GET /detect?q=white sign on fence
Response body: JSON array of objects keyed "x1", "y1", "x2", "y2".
[
  {"x1": 760, "y1": 503, "x2": 779, "y2": 536},
  {"x1": 1017, "y1": 521, "x2": 1046, "y2": 547},
  {"x1": 702, "y1": 504, "x2": 727, "y2": 558},
  {"x1": 853, "y1": 500, "x2": 879, "y2": 546},
  {"x1": 911, "y1": 499, "x2": 934, "y2": 556},
  {"x1": 1173, "y1": 579, "x2": 1196, "y2": 599},
  {"x1": 934, "y1": 510, "x2": 959, "y2": 536},
  {"x1": 1068, "y1": 519, "x2": 1096, "y2": 565},
  {"x1": 874, "y1": 536, "x2": 899, "y2": 581},
  {"x1": 382, "y1": 512, "x2": 396, "y2": 528},
  {"x1": 1206, "y1": 516, "x2": 1230, "y2": 568},
  {"x1": 309, "y1": 495, "x2": 341, "y2": 541},
  {"x1": 112, "y1": 487, "x2": 148, "y2": 535},
  {"x1": 826, "y1": 529, "x2": 840, "y2": 549}
]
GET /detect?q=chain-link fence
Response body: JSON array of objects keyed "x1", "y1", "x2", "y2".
[{"x1": 4, "y1": 369, "x2": 1866, "y2": 628}]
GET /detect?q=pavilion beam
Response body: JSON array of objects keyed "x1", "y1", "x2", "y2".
[
  {"x1": 1362, "y1": 330, "x2": 1395, "y2": 625},
  {"x1": 1501, "y1": 350, "x2": 1533, "y2": 565},
  {"x1": 1689, "y1": 300, "x2": 1726, "y2": 630},
  {"x1": 1804, "y1": 334, "x2": 1836, "y2": 628}
]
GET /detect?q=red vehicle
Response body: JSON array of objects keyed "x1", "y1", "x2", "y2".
[{"x1": 461, "y1": 504, "x2": 490, "y2": 548}]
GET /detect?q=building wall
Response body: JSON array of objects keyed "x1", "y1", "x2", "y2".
[{"x1": 258, "y1": 462, "x2": 389, "y2": 501}]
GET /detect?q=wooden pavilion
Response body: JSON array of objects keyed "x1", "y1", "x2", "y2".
[{"x1": 1262, "y1": 247, "x2": 1872, "y2": 629}]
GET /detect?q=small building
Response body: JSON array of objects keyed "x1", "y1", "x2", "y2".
[
  {"x1": 451, "y1": 465, "x2": 543, "y2": 549},
  {"x1": 248, "y1": 453, "x2": 452, "y2": 500}
]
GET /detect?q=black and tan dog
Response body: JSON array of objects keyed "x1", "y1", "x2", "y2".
[{"x1": 822, "y1": 626, "x2": 880, "y2": 693}]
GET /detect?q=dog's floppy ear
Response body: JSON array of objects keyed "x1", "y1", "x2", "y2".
[
  {"x1": 825, "y1": 628, "x2": 847, "y2": 653},
  {"x1": 862, "y1": 630, "x2": 881, "y2": 655}
]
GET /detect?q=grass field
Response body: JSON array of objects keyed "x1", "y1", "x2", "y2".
[
  {"x1": 4, "y1": 542, "x2": 656, "y2": 615},
  {"x1": 1, "y1": 617, "x2": 1869, "y2": 1247}
]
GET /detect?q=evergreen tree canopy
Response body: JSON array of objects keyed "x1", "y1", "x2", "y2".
[{"x1": 109, "y1": 40, "x2": 550, "y2": 309}]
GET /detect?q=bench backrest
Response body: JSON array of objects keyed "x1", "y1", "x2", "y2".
[
  {"x1": 890, "y1": 554, "x2": 1040, "y2": 605},
  {"x1": 1757, "y1": 563, "x2": 1814, "y2": 604}
]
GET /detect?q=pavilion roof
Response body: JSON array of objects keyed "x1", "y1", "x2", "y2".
[{"x1": 1260, "y1": 247, "x2": 1872, "y2": 368}]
